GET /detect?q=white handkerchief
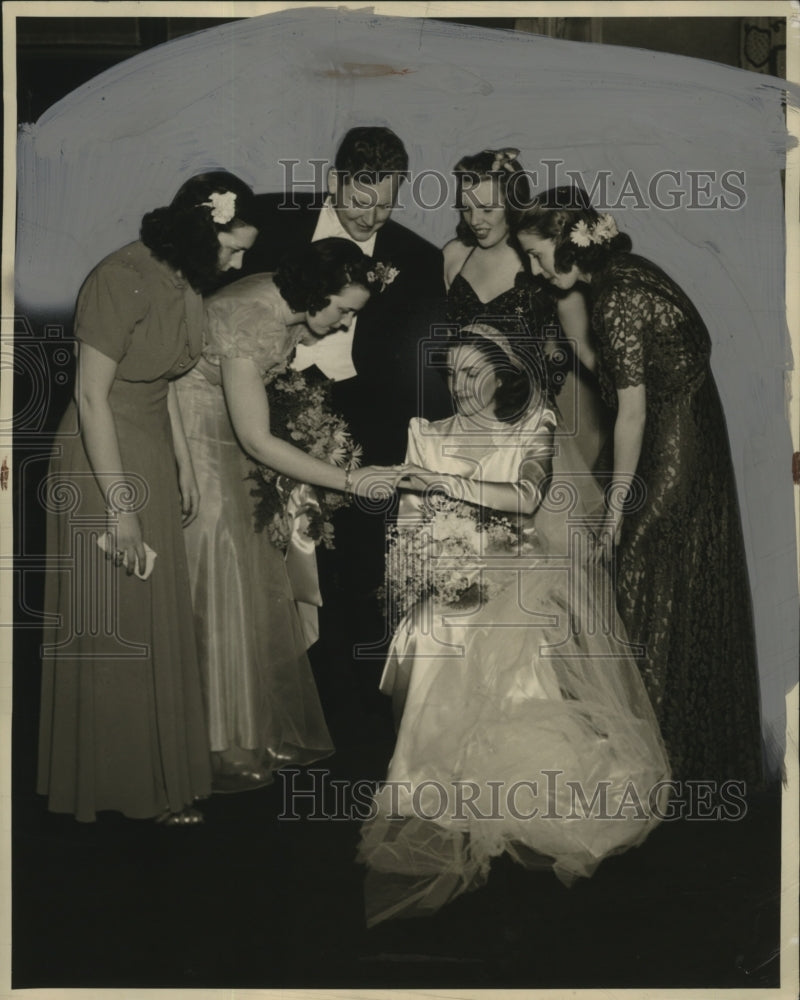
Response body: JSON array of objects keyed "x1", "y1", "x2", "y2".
[{"x1": 97, "y1": 534, "x2": 158, "y2": 580}]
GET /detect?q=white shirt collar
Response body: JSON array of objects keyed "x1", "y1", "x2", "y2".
[{"x1": 312, "y1": 196, "x2": 378, "y2": 256}]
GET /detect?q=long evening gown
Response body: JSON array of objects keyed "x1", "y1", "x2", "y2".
[
  {"x1": 357, "y1": 406, "x2": 670, "y2": 925},
  {"x1": 38, "y1": 241, "x2": 212, "y2": 821},
  {"x1": 447, "y1": 251, "x2": 613, "y2": 470},
  {"x1": 590, "y1": 252, "x2": 763, "y2": 785},
  {"x1": 174, "y1": 275, "x2": 333, "y2": 784}
]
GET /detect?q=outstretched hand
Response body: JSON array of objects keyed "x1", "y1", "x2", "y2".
[
  {"x1": 589, "y1": 513, "x2": 622, "y2": 566},
  {"x1": 349, "y1": 465, "x2": 407, "y2": 501}
]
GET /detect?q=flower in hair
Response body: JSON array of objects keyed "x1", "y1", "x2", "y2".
[
  {"x1": 366, "y1": 261, "x2": 400, "y2": 293},
  {"x1": 486, "y1": 147, "x2": 520, "y2": 173},
  {"x1": 592, "y1": 213, "x2": 619, "y2": 243},
  {"x1": 199, "y1": 190, "x2": 237, "y2": 225},
  {"x1": 570, "y1": 220, "x2": 593, "y2": 247}
]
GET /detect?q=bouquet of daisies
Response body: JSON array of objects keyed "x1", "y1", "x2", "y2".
[
  {"x1": 384, "y1": 494, "x2": 527, "y2": 623},
  {"x1": 249, "y1": 369, "x2": 362, "y2": 551}
]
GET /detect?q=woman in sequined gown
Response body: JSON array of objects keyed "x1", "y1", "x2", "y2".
[
  {"x1": 444, "y1": 149, "x2": 613, "y2": 468},
  {"x1": 513, "y1": 194, "x2": 763, "y2": 786}
]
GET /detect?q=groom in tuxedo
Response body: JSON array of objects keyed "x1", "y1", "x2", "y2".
[{"x1": 240, "y1": 126, "x2": 450, "y2": 740}]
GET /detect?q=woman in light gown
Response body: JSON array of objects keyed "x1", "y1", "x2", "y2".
[
  {"x1": 357, "y1": 324, "x2": 670, "y2": 925},
  {"x1": 445, "y1": 148, "x2": 613, "y2": 472},
  {"x1": 175, "y1": 238, "x2": 398, "y2": 792}
]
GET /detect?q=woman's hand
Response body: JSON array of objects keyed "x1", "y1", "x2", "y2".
[
  {"x1": 591, "y1": 510, "x2": 623, "y2": 565},
  {"x1": 396, "y1": 464, "x2": 458, "y2": 495},
  {"x1": 177, "y1": 460, "x2": 200, "y2": 527},
  {"x1": 106, "y1": 511, "x2": 147, "y2": 576},
  {"x1": 349, "y1": 465, "x2": 405, "y2": 501}
]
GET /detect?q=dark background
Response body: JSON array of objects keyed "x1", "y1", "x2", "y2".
[{"x1": 11, "y1": 11, "x2": 784, "y2": 992}]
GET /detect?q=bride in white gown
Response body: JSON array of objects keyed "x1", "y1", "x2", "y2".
[{"x1": 357, "y1": 323, "x2": 670, "y2": 926}]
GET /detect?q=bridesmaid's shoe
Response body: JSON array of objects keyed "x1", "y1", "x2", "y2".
[
  {"x1": 211, "y1": 768, "x2": 275, "y2": 794},
  {"x1": 155, "y1": 806, "x2": 204, "y2": 827}
]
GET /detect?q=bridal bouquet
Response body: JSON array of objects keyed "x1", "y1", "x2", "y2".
[
  {"x1": 384, "y1": 496, "x2": 525, "y2": 622},
  {"x1": 249, "y1": 369, "x2": 362, "y2": 550}
]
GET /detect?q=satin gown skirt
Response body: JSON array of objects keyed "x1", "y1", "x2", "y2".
[
  {"x1": 358, "y1": 527, "x2": 671, "y2": 926},
  {"x1": 175, "y1": 367, "x2": 333, "y2": 772},
  {"x1": 38, "y1": 380, "x2": 212, "y2": 821}
]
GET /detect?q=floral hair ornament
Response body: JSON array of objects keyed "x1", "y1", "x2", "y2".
[
  {"x1": 460, "y1": 322, "x2": 525, "y2": 371},
  {"x1": 366, "y1": 261, "x2": 400, "y2": 293},
  {"x1": 569, "y1": 212, "x2": 619, "y2": 248},
  {"x1": 198, "y1": 190, "x2": 237, "y2": 225},
  {"x1": 486, "y1": 148, "x2": 521, "y2": 173}
]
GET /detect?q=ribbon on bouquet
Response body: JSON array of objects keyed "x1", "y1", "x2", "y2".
[{"x1": 283, "y1": 482, "x2": 323, "y2": 649}]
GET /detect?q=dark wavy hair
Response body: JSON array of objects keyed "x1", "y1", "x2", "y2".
[
  {"x1": 333, "y1": 126, "x2": 409, "y2": 183},
  {"x1": 510, "y1": 184, "x2": 632, "y2": 274},
  {"x1": 453, "y1": 150, "x2": 534, "y2": 247},
  {"x1": 140, "y1": 171, "x2": 257, "y2": 295},
  {"x1": 450, "y1": 326, "x2": 547, "y2": 424},
  {"x1": 274, "y1": 237, "x2": 375, "y2": 316}
]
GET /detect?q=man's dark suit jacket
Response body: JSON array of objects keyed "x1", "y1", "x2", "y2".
[{"x1": 236, "y1": 192, "x2": 451, "y2": 465}]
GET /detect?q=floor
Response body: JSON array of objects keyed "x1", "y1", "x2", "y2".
[{"x1": 12, "y1": 690, "x2": 782, "y2": 991}]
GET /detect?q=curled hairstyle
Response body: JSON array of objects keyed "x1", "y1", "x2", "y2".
[
  {"x1": 274, "y1": 237, "x2": 375, "y2": 316},
  {"x1": 140, "y1": 171, "x2": 257, "y2": 295},
  {"x1": 511, "y1": 184, "x2": 632, "y2": 274},
  {"x1": 334, "y1": 126, "x2": 409, "y2": 184},
  {"x1": 451, "y1": 325, "x2": 547, "y2": 424},
  {"x1": 453, "y1": 150, "x2": 533, "y2": 246}
]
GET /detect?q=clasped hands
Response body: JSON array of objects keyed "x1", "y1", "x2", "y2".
[{"x1": 348, "y1": 463, "x2": 466, "y2": 502}]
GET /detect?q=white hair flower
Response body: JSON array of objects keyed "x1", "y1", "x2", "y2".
[
  {"x1": 592, "y1": 213, "x2": 619, "y2": 243},
  {"x1": 570, "y1": 220, "x2": 593, "y2": 248},
  {"x1": 199, "y1": 190, "x2": 237, "y2": 225}
]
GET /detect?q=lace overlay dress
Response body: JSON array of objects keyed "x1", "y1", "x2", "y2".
[
  {"x1": 590, "y1": 253, "x2": 762, "y2": 785},
  {"x1": 174, "y1": 275, "x2": 334, "y2": 778}
]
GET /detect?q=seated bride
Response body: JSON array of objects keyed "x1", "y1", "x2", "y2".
[{"x1": 357, "y1": 323, "x2": 671, "y2": 926}]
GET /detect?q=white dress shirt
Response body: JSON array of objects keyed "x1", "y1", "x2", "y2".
[{"x1": 290, "y1": 197, "x2": 377, "y2": 381}]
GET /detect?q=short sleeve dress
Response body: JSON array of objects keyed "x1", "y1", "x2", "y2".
[
  {"x1": 590, "y1": 252, "x2": 763, "y2": 785},
  {"x1": 38, "y1": 241, "x2": 212, "y2": 821},
  {"x1": 173, "y1": 275, "x2": 334, "y2": 780}
]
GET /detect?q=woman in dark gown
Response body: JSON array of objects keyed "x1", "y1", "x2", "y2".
[
  {"x1": 512, "y1": 192, "x2": 763, "y2": 786},
  {"x1": 445, "y1": 149, "x2": 613, "y2": 468}
]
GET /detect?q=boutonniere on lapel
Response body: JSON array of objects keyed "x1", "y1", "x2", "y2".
[{"x1": 367, "y1": 261, "x2": 400, "y2": 293}]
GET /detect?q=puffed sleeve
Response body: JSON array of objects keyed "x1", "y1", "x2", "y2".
[
  {"x1": 404, "y1": 417, "x2": 430, "y2": 465},
  {"x1": 74, "y1": 260, "x2": 149, "y2": 363},
  {"x1": 518, "y1": 406, "x2": 556, "y2": 494},
  {"x1": 204, "y1": 287, "x2": 287, "y2": 376},
  {"x1": 597, "y1": 283, "x2": 650, "y2": 390}
]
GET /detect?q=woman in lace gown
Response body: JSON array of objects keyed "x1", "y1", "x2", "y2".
[
  {"x1": 513, "y1": 194, "x2": 763, "y2": 786},
  {"x1": 445, "y1": 149, "x2": 613, "y2": 469},
  {"x1": 175, "y1": 238, "x2": 398, "y2": 791},
  {"x1": 357, "y1": 325, "x2": 670, "y2": 926},
  {"x1": 39, "y1": 172, "x2": 259, "y2": 824}
]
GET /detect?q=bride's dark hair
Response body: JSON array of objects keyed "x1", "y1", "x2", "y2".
[
  {"x1": 274, "y1": 238, "x2": 375, "y2": 315},
  {"x1": 140, "y1": 171, "x2": 257, "y2": 295},
  {"x1": 510, "y1": 184, "x2": 632, "y2": 274},
  {"x1": 454, "y1": 326, "x2": 547, "y2": 424}
]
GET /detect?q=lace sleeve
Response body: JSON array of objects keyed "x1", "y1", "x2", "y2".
[
  {"x1": 204, "y1": 291, "x2": 287, "y2": 377},
  {"x1": 597, "y1": 283, "x2": 651, "y2": 390}
]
